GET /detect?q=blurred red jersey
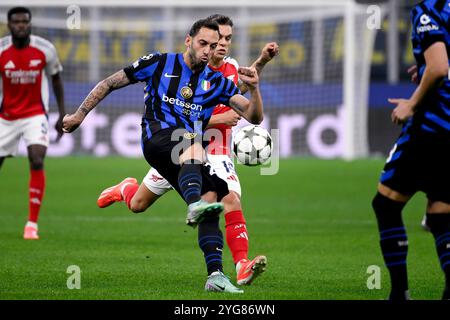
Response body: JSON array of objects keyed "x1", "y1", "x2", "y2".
[
  {"x1": 0, "y1": 35, "x2": 62, "y2": 120},
  {"x1": 208, "y1": 56, "x2": 240, "y2": 156}
]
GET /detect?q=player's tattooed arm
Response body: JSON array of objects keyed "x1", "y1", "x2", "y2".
[
  {"x1": 62, "y1": 70, "x2": 131, "y2": 133},
  {"x1": 239, "y1": 42, "x2": 279, "y2": 94},
  {"x1": 79, "y1": 70, "x2": 130, "y2": 115}
]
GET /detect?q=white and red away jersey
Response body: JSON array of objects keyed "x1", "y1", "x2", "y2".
[
  {"x1": 0, "y1": 35, "x2": 62, "y2": 120},
  {"x1": 208, "y1": 56, "x2": 240, "y2": 156}
]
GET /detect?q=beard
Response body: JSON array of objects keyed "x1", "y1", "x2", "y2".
[
  {"x1": 12, "y1": 28, "x2": 31, "y2": 40},
  {"x1": 188, "y1": 47, "x2": 208, "y2": 71}
]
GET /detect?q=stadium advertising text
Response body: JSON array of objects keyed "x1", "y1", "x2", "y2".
[{"x1": 18, "y1": 109, "x2": 344, "y2": 159}]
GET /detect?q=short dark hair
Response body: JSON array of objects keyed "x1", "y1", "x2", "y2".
[
  {"x1": 206, "y1": 14, "x2": 233, "y2": 27},
  {"x1": 188, "y1": 18, "x2": 219, "y2": 37},
  {"x1": 7, "y1": 7, "x2": 32, "y2": 21}
]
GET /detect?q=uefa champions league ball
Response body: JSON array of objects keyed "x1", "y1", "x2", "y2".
[{"x1": 233, "y1": 125, "x2": 272, "y2": 166}]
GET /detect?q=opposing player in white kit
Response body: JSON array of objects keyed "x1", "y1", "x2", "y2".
[
  {"x1": 0, "y1": 7, "x2": 66, "y2": 239},
  {"x1": 97, "y1": 15, "x2": 278, "y2": 285}
]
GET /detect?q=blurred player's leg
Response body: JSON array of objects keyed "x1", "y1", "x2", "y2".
[
  {"x1": 198, "y1": 210, "x2": 242, "y2": 293},
  {"x1": 178, "y1": 142, "x2": 204, "y2": 205},
  {"x1": 22, "y1": 116, "x2": 51, "y2": 240},
  {"x1": 223, "y1": 192, "x2": 265, "y2": 285},
  {"x1": 372, "y1": 186, "x2": 410, "y2": 300},
  {"x1": 122, "y1": 181, "x2": 140, "y2": 210},
  {"x1": 208, "y1": 154, "x2": 267, "y2": 285},
  {"x1": 127, "y1": 183, "x2": 161, "y2": 213},
  {"x1": 236, "y1": 256, "x2": 267, "y2": 286},
  {"x1": 24, "y1": 145, "x2": 47, "y2": 240},
  {"x1": 224, "y1": 195, "x2": 267, "y2": 285},
  {"x1": 425, "y1": 201, "x2": 450, "y2": 300},
  {"x1": 179, "y1": 143, "x2": 224, "y2": 227},
  {"x1": 143, "y1": 129, "x2": 231, "y2": 290},
  {"x1": 97, "y1": 177, "x2": 138, "y2": 208},
  {"x1": 182, "y1": 161, "x2": 225, "y2": 227},
  {"x1": 179, "y1": 159, "x2": 203, "y2": 204},
  {"x1": 0, "y1": 157, "x2": 5, "y2": 169},
  {"x1": 133, "y1": 168, "x2": 173, "y2": 213},
  {"x1": 224, "y1": 220, "x2": 248, "y2": 262},
  {"x1": 98, "y1": 168, "x2": 172, "y2": 212},
  {"x1": 204, "y1": 270, "x2": 243, "y2": 293},
  {"x1": 198, "y1": 213, "x2": 223, "y2": 275}
]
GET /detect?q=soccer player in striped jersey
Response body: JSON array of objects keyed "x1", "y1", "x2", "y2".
[
  {"x1": 63, "y1": 18, "x2": 264, "y2": 293},
  {"x1": 372, "y1": 0, "x2": 450, "y2": 300},
  {"x1": 0, "y1": 7, "x2": 66, "y2": 240},
  {"x1": 96, "y1": 15, "x2": 278, "y2": 287}
]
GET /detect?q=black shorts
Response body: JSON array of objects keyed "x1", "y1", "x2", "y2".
[
  {"x1": 142, "y1": 127, "x2": 229, "y2": 201},
  {"x1": 379, "y1": 130, "x2": 450, "y2": 203}
]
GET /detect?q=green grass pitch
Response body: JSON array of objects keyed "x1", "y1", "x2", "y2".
[{"x1": 0, "y1": 157, "x2": 444, "y2": 299}]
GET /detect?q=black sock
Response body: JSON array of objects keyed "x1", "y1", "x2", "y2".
[
  {"x1": 426, "y1": 213, "x2": 450, "y2": 299},
  {"x1": 372, "y1": 193, "x2": 409, "y2": 299},
  {"x1": 198, "y1": 216, "x2": 223, "y2": 275},
  {"x1": 178, "y1": 160, "x2": 202, "y2": 205}
]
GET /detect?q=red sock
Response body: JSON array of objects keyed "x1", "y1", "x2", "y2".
[
  {"x1": 225, "y1": 210, "x2": 249, "y2": 264},
  {"x1": 29, "y1": 169, "x2": 45, "y2": 223},
  {"x1": 122, "y1": 183, "x2": 139, "y2": 210}
]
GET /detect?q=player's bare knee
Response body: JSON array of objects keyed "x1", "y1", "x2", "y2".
[
  {"x1": 179, "y1": 143, "x2": 205, "y2": 164},
  {"x1": 377, "y1": 183, "x2": 411, "y2": 203},
  {"x1": 372, "y1": 192, "x2": 406, "y2": 220},
  {"x1": 130, "y1": 205, "x2": 145, "y2": 214},
  {"x1": 130, "y1": 199, "x2": 148, "y2": 213},
  {"x1": 29, "y1": 157, "x2": 44, "y2": 170},
  {"x1": 222, "y1": 192, "x2": 241, "y2": 212}
]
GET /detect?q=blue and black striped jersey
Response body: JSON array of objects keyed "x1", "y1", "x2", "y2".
[
  {"x1": 123, "y1": 52, "x2": 240, "y2": 141},
  {"x1": 411, "y1": 0, "x2": 450, "y2": 135}
]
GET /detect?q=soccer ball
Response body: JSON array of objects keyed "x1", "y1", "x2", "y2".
[{"x1": 233, "y1": 125, "x2": 272, "y2": 166}]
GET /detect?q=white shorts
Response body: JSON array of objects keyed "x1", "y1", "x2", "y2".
[
  {"x1": 0, "y1": 115, "x2": 49, "y2": 157},
  {"x1": 207, "y1": 154, "x2": 241, "y2": 197},
  {"x1": 142, "y1": 167, "x2": 173, "y2": 196},
  {"x1": 142, "y1": 154, "x2": 242, "y2": 197}
]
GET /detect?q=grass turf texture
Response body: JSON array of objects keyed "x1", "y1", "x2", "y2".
[{"x1": 0, "y1": 157, "x2": 444, "y2": 300}]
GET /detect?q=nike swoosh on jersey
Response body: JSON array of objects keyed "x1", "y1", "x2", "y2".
[{"x1": 164, "y1": 73, "x2": 179, "y2": 78}]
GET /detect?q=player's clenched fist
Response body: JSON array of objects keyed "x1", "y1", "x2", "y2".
[
  {"x1": 62, "y1": 112, "x2": 84, "y2": 133},
  {"x1": 260, "y1": 42, "x2": 280, "y2": 63},
  {"x1": 238, "y1": 67, "x2": 259, "y2": 89}
]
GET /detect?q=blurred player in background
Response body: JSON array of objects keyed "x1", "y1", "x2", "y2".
[
  {"x1": 372, "y1": 0, "x2": 450, "y2": 300},
  {"x1": 96, "y1": 14, "x2": 279, "y2": 286},
  {"x1": 407, "y1": 63, "x2": 436, "y2": 233},
  {"x1": 0, "y1": 7, "x2": 66, "y2": 240},
  {"x1": 406, "y1": 63, "x2": 432, "y2": 232},
  {"x1": 63, "y1": 18, "x2": 264, "y2": 293}
]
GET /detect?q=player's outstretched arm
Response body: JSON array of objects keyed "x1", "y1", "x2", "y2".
[
  {"x1": 62, "y1": 70, "x2": 131, "y2": 133},
  {"x1": 239, "y1": 42, "x2": 279, "y2": 94},
  {"x1": 389, "y1": 42, "x2": 448, "y2": 125},
  {"x1": 229, "y1": 67, "x2": 263, "y2": 125}
]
